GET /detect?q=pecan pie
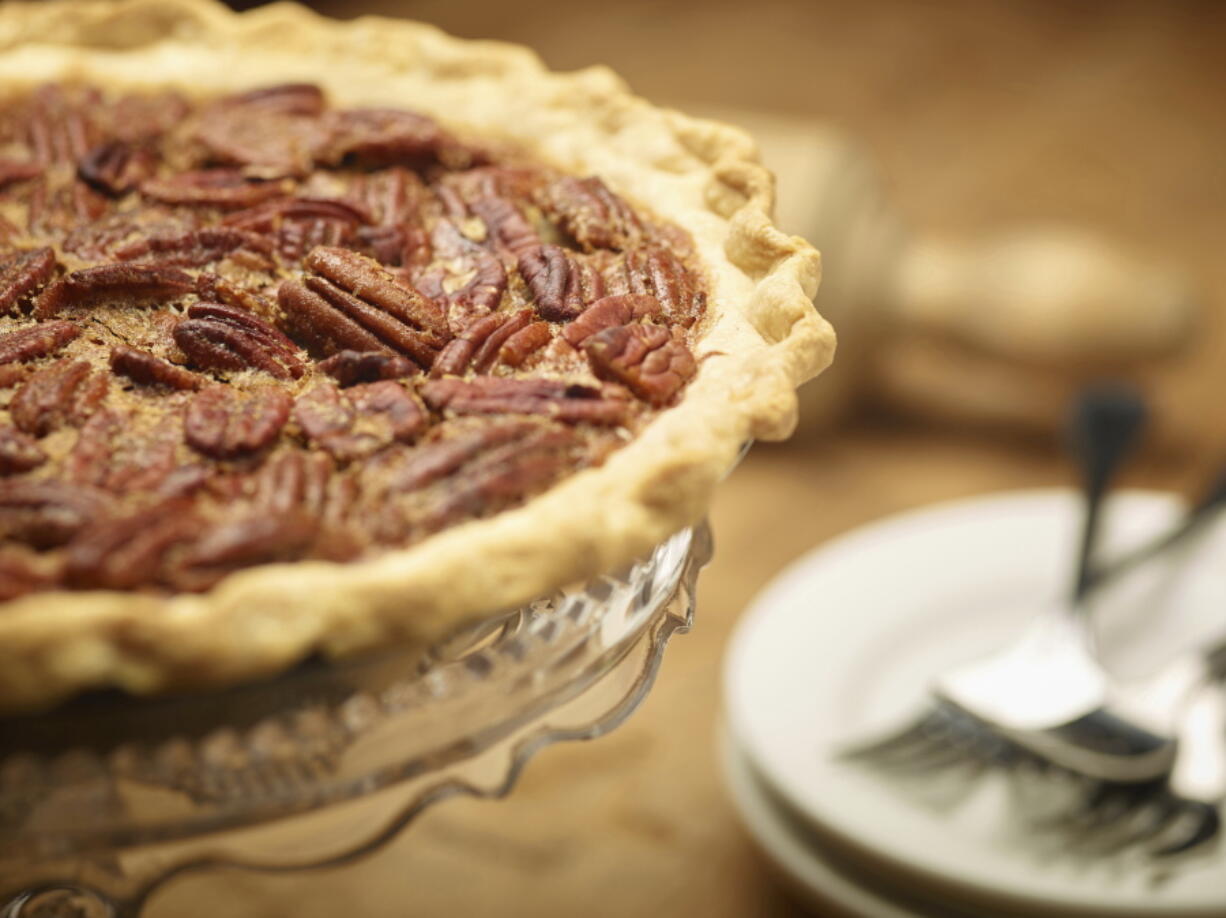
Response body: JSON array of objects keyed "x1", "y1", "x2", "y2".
[{"x1": 0, "y1": 0, "x2": 833, "y2": 711}]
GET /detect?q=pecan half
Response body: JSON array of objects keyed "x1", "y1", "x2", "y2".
[
  {"x1": 189, "y1": 302, "x2": 303, "y2": 358},
  {"x1": 63, "y1": 409, "x2": 121, "y2": 489},
  {"x1": 432, "y1": 309, "x2": 533, "y2": 377},
  {"x1": 109, "y1": 91, "x2": 191, "y2": 143},
  {"x1": 195, "y1": 90, "x2": 331, "y2": 179},
  {"x1": 517, "y1": 244, "x2": 604, "y2": 321},
  {"x1": 140, "y1": 169, "x2": 289, "y2": 209},
  {"x1": 184, "y1": 385, "x2": 291, "y2": 460},
  {"x1": 279, "y1": 249, "x2": 447, "y2": 366},
  {"x1": 416, "y1": 424, "x2": 577, "y2": 533},
  {"x1": 60, "y1": 211, "x2": 160, "y2": 261},
  {"x1": 77, "y1": 140, "x2": 157, "y2": 196},
  {"x1": 0, "y1": 365, "x2": 29, "y2": 389},
  {"x1": 305, "y1": 246, "x2": 448, "y2": 340},
  {"x1": 65, "y1": 408, "x2": 202, "y2": 498},
  {"x1": 175, "y1": 302, "x2": 305, "y2": 380},
  {"x1": 607, "y1": 246, "x2": 705, "y2": 327},
  {"x1": 25, "y1": 84, "x2": 97, "y2": 166},
  {"x1": 0, "y1": 320, "x2": 79, "y2": 364},
  {"x1": 64, "y1": 499, "x2": 200, "y2": 590},
  {"x1": 0, "y1": 425, "x2": 46, "y2": 475},
  {"x1": 10, "y1": 359, "x2": 107, "y2": 436},
  {"x1": 276, "y1": 216, "x2": 358, "y2": 262},
  {"x1": 34, "y1": 263, "x2": 194, "y2": 318},
  {"x1": 438, "y1": 165, "x2": 550, "y2": 206},
  {"x1": 446, "y1": 249, "x2": 507, "y2": 325},
  {"x1": 585, "y1": 324, "x2": 697, "y2": 406},
  {"x1": 195, "y1": 273, "x2": 280, "y2": 322},
  {"x1": 324, "y1": 109, "x2": 468, "y2": 168},
  {"x1": 318, "y1": 350, "x2": 418, "y2": 387},
  {"x1": 468, "y1": 196, "x2": 542, "y2": 256},
  {"x1": 114, "y1": 227, "x2": 274, "y2": 268},
  {"x1": 354, "y1": 166, "x2": 430, "y2": 222},
  {"x1": 350, "y1": 380, "x2": 427, "y2": 443},
  {"x1": 176, "y1": 509, "x2": 318, "y2": 588},
  {"x1": 430, "y1": 182, "x2": 467, "y2": 224},
  {"x1": 364, "y1": 419, "x2": 542, "y2": 493},
  {"x1": 18, "y1": 176, "x2": 47, "y2": 232},
  {"x1": 294, "y1": 381, "x2": 424, "y2": 461},
  {"x1": 499, "y1": 321, "x2": 553, "y2": 368},
  {"x1": 413, "y1": 269, "x2": 445, "y2": 303},
  {"x1": 537, "y1": 176, "x2": 644, "y2": 251},
  {"x1": 356, "y1": 222, "x2": 430, "y2": 268},
  {"x1": 563, "y1": 294, "x2": 662, "y2": 347},
  {"x1": 422, "y1": 377, "x2": 631, "y2": 426},
  {"x1": 0, "y1": 159, "x2": 42, "y2": 188},
  {"x1": 156, "y1": 465, "x2": 213, "y2": 500},
  {"x1": 224, "y1": 84, "x2": 326, "y2": 116},
  {"x1": 251, "y1": 449, "x2": 333, "y2": 517},
  {"x1": 22, "y1": 177, "x2": 106, "y2": 237},
  {"x1": 351, "y1": 169, "x2": 433, "y2": 268},
  {"x1": 0, "y1": 479, "x2": 110, "y2": 549},
  {"x1": 429, "y1": 214, "x2": 479, "y2": 261},
  {"x1": 303, "y1": 276, "x2": 441, "y2": 367},
  {"x1": 278, "y1": 279, "x2": 385, "y2": 356},
  {"x1": 23, "y1": 181, "x2": 108, "y2": 238},
  {"x1": 315, "y1": 473, "x2": 363, "y2": 560},
  {"x1": 65, "y1": 407, "x2": 209, "y2": 499},
  {"x1": 224, "y1": 197, "x2": 371, "y2": 262},
  {"x1": 0, "y1": 247, "x2": 58, "y2": 315},
  {"x1": 175, "y1": 319, "x2": 283, "y2": 379},
  {"x1": 224, "y1": 196, "x2": 371, "y2": 231},
  {"x1": 72, "y1": 181, "x2": 108, "y2": 223},
  {"x1": 110, "y1": 345, "x2": 205, "y2": 391},
  {"x1": 292, "y1": 383, "x2": 353, "y2": 442}
]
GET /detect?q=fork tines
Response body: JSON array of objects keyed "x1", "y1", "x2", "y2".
[
  {"x1": 840, "y1": 702, "x2": 1020, "y2": 772},
  {"x1": 839, "y1": 709, "x2": 1221, "y2": 859}
]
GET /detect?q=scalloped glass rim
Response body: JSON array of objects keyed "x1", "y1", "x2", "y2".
[{"x1": 0, "y1": 523, "x2": 703, "y2": 858}]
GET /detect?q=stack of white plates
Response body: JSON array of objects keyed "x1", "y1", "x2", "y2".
[{"x1": 721, "y1": 490, "x2": 1226, "y2": 917}]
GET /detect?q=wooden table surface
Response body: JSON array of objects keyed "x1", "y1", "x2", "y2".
[{"x1": 162, "y1": 1, "x2": 1226, "y2": 914}]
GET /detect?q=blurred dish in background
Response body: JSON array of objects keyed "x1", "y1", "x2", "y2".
[
  {"x1": 723, "y1": 490, "x2": 1226, "y2": 917},
  {"x1": 695, "y1": 108, "x2": 1196, "y2": 440},
  {"x1": 721, "y1": 733, "x2": 932, "y2": 917}
]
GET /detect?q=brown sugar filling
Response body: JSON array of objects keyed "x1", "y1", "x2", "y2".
[{"x1": 0, "y1": 82, "x2": 706, "y2": 599}]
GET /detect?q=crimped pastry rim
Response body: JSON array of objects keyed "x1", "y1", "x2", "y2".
[{"x1": 0, "y1": 0, "x2": 834, "y2": 712}]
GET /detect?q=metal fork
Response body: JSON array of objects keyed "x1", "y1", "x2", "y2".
[
  {"x1": 1071, "y1": 464, "x2": 1226, "y2": 854},
  {"x1": 843, "y1": 385, "x2": 1159, "y2": 782},
  {"x1": 848, "y1": 468, "x2": 1226, "y2": 863},
  {"x1": 1035, "y1": 646, "x2": 1226, "y2": 858}
]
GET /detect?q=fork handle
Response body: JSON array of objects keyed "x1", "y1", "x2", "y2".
[
  {"x1": 1068, "y1": 384, "x2": 1148, "y2": 602},
  {"x1": 1086, "y1": 460, "x2": 1226, "y2": 593}
]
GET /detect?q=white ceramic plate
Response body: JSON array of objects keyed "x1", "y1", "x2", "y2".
[
  {"x1": 723, "y1": 489, "x2": 1226, "y2": 917},
  {"x1": 721, "y1": 728, "x2": 935, "y2": 917}
]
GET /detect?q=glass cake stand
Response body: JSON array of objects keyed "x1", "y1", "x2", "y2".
[{"x1": 0, "y1": 522, "x2": 710, "y2": 918}]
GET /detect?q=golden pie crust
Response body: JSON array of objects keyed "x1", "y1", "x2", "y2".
[{"x1": 0, "y1": 0, "x2": 833, "y2": 711}]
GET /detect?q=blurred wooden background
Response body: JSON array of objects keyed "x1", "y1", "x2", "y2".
[{"x1": 166, "y1": 1, "x2": 1226, "y2": 914}]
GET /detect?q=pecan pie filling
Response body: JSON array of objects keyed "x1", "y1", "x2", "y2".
[{"x1": 0, "y1": 83, "x2": 705, "y2": 600}]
